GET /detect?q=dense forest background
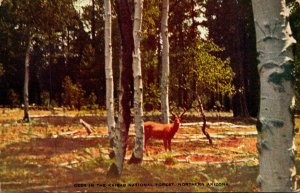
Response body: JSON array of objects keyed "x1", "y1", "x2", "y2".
[{"x1": 0, "y1": 0, "x2": 299, "y2": 117}]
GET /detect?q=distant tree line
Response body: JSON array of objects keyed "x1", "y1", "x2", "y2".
[{"x1": 0, "y1": 0, "x2": 299, "y2": 117}]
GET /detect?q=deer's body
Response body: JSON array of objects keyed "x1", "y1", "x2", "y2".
[{"x1": 144, "y1": 114, "x2": 183, "y2": 151}]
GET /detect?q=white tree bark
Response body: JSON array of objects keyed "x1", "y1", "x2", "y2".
[
  {"x1": 23, "y1": 36, "x2": 31, "y2": 122},
  {"x1": 252, "y1": 0, "x2": 297, "y2": 191},
  {"x1": 129, "y1": 0, "x2": 144, "y2": 162},
  {"x1": 160, "y1": 0, "x2": 170, "y2": 124},
  {"x1": 104, "y1": 0, "x2": 116, "y2": 150}
]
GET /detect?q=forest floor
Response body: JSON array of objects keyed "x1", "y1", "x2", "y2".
[{"x1": 0, "y1": 108, "x2": 299, "y2": 192}]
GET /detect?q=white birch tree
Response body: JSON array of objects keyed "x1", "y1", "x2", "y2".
[
  {"x1": 104, "y1": 0, "x2": 116, "y2": 151},
  {"x1": 160, "y1": 0, "x2": 170, "y2": 124},
  {"x1": 252, "y1": 0, "x2": 297, "y2": 191},
  {"x1": 107, "y1": 0, "x2": 134, "y2": 177},
  {"x1": 129, "y1": 0, "x2": 144, "y2": 164}
]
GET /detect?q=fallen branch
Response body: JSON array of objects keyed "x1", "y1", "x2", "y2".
[
  {"x1": 59, "y1": 160, "x2": 80, "y2": 167},
  {"x1": 172, "y1": 138, "x2": 210, "y2": 143},
  {"x1": 181, "y1": 122, "x2": 253, "y2": 128},
  {"x1": 223, "y1": 131, "x2": 257, "y2": 136},
  {"x1": 80, "y1": 119, "x2": 94, "y2": 135},
  {"x1": 188, "y1": 158, "x2": 257, "y2": 165},
  {"x1": 124, "y1": 157, "x2": 165, "y2": 162},
  {"x1": 19, "y1": 131, "x2": 41, "y2": 137},
  {"x1": 72, "y1": 134, "x2": 108, "y2": 139},
  {"x1": 52, "y1": 130, "x2": 79, "y2": 138}
]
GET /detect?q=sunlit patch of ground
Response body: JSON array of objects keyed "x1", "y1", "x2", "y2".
[{"x1": 0, "y1": 108, "x2": 298, "y2": 192}]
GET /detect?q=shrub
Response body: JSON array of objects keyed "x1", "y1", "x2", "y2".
[
  {"x1": 40, "y1": 91, "x2": 50, "y2": 107},
  {"x1": 87, "y1": 92, "x2": 98, "y2": 110},
  {"x1": 7, "y1": 89, "x2": 20, "y2": 108},
  {"x1": 62, "y1": 76, "x2": 86, "y2": 110}
]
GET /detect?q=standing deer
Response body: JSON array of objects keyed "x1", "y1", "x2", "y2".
[{"x1": 144, "y1": 109, "x2": 187, "y2": 151}]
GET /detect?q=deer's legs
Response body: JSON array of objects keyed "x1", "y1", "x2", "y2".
[
  {"x1": 167, "y1": 139, "x2": 172, "y2": 151},
  {"x1": 163, "y1": 139, "x2": 168, "y2": 151}
]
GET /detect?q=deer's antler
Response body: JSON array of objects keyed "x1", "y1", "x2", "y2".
[
  {"x1": 179, "y1": 107, "x2": 188, "y2": 118},
  {"x1": 170, "y1": 106, "x2": 177, "y2": 117}
]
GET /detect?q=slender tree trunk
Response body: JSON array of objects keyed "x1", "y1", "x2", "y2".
[
  {"x1": 197, "y1": 96, "x2": 212, "y2": 145},
  {"x1": 129, "y1": 0, "x2": 144, "y2": 164},
  {"x1": 23, "y1": 36, "x2": 31, "y2": 122},
  {"x1": 107, "y1": 0, "x2": 134, "y2": 177},
  {"x1": 225, "y1": 0, "x2": 249, "y2": 118},
  {"x1": 104, "y1": 0, "x2": 116, "y2": 151},
  {"x1": 91, "y1": 0, "x2": 96, "y2": 48},
  {"x1": 252, "y1": 0, "x2": 297, "y2": 191},
  {"x1": 160, "y1": 0, "x2": 170, "y2": 124}
]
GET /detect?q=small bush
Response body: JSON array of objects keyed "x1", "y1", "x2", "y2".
[
  {"x1": 61, "y1": 76, "x2": 86, "y2": 110},
  {"x1": 87, "y1": 92, "x2": 98, "y2": 110},
  {"x1": 40, "y1": 91, "x2": 50, "y2": 107},
  {"x1": 7, "y1": 89, "x2": 20, "y2": 108},
  {"x1": 144, "y1": 83, "x2": 160, "y2": 112}
]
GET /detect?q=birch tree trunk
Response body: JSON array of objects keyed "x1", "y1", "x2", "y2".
[
  {"x1": 104, "y1": 0, "x2": 116, "y2": 150},
  {"x1": 252, "y1": 0, "x2": 297, "y2": 191},
  {"x1": 23, "y1": 36, "x2": 31, "y2": 122},
  {"x1": 128, "y1": 0, "x2": 144, "y2": 164},
  {"x1": 107, "y1": 0, "x2": 134, "y2": 177},
  {"x1": 160, "y1": 0, "x2": 170, "y2": 124}
]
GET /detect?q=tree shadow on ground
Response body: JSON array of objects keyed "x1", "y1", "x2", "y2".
[
  {"x1": 143, "y1": 114, "x2": 256, "y2": 125},
  {"x1": 33, "y1": 116, "x2": 106, "y2": 126},
  {"x1": 31, "y1": 113, "x2": 256, "y2": 128},
  {"x1": 0, "y1": 136, "x2": 108, "y2": 158}
]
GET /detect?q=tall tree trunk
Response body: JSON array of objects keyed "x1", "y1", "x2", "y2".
[
  {"x1": 226, "y1": 0, "x2": 249, "y2": 118},
  {"x1": 107, "y1": 0, "x2": 134, "y2": 177},
  {"x1": 104, "y1": 0, "x2": 116, "y2": 152},
  {"x1": 91, "y1": 0, "x2": 96, "y2": 48},
  {"x1": 160, "y1": 0, "x2": 170, "y2": 124},
  {"x1": 252, "y1": 0, "x2": 297, "y2": 191},
  {"x1": 129, "y1": 0, "x2": 144, "y2": 164},
  {"x1": 23, "y1": 36, "x2": 31, "y2": 122}
]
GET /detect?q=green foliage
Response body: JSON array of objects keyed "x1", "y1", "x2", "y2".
[
  {"x1": 40, "y1": 91, "x2": 50, "y2": 107},
  {"x1": 62, "y1": 76, "x2": 86, "y2": 110},
  {"x1": 170, "y1": 39, "x2": 235, "y2": 107},
  {"x1": 144, "y1": 83, "x2": 160, "y2": 111},
  {"x1": 0, "y1": 0, "x2": 96, "y2": 107},
  {"x1": 87, "y1": 92, "x2": 98, "y2": 110},
  {"x1": 7, "y1": 89, "x2": 20, "y2": 108},
  {"x1": 163, "y1": 153, "x2": 177, "y2": 165},
  {"x1": 204, "y1": 0, "x2": 259, "y2": 116},
  {"x1": 190, "y1": 40, "x2": 235, "y2": 95},
  {"x1": 88, "y1": 92, "x2": 97, "y2": 105}
]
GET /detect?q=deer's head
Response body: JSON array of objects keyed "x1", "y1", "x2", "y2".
[{"x1": 170, "y1": 108, "x2": 187, "y2": 126}]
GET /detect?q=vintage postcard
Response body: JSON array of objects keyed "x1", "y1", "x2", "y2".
[{"x1": 0, "y1": 0, "x2": 299, "y2": 192}]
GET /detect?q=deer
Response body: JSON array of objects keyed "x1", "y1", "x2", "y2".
[{"x1": 144, "y1": 108, "x2": 187, "y2": 151}]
